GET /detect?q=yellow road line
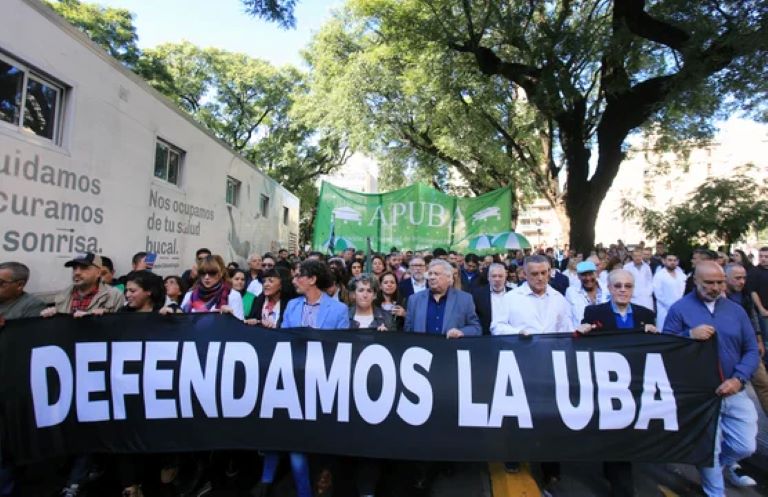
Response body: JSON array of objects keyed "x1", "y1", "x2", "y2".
[
  {"x1": 489, "y1": 462, "x2": 542, "y2": 497},
  {"x1": 658, "y1": 484, "x2": 680, "y2": 497}
]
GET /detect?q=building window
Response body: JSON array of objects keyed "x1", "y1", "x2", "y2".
[
  {"x1": 154, "y1": 139, "x2": 183, "y2": 185},
  {"x1": 260, "y1": 194, "x2": 270, "y2": 217},
  {"x1": 283, "y1": 206, "x2": 289, "y2": 225},
  {"x1": 0, "y1": 53, "x2": 64, "y2": 142},
  {"x1": 226, "y1": 176, "x2": 241, "y2": 206}
]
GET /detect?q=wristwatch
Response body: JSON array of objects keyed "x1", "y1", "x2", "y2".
[{"x1": 735, "y1": 377, "x2": 746, "y2": 389}]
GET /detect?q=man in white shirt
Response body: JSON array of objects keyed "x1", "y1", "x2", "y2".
[
  {"x1": 623, "y1": 248, "x2": 654, "y2": 310},
  {"x1": 565, "y1": 260, "x2": 609, "y2": 328},
  {"x1": 471, "y1": 263, "x2": 510, "y2": 335},
  {"x1": 652, "y1": 253, "x2": 686, "y2": 328},
  {"x1": 492, "y1": 255, "x2": 571, "y2": 335}
]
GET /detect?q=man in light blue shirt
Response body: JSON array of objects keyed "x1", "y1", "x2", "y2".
[{"x1": 664, "y1": 261, "x2": 759, "y2": 495}]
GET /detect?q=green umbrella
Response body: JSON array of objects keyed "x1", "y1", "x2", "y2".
[
  {"x1": 491, "y1": 231, "x2": 531, "y2": 250},
  {"x1": 467, "y1": 235, "x2": 495, "y2": 254},
  {"x1": 324, "y1": 237, "x2": 356, "y2": 252}
]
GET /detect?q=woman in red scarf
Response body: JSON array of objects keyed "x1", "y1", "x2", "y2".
[{"x1": 179, "y1": 255, "x2": 244, "y2": 319}]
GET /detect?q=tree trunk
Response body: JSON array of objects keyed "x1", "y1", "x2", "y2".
[{"x1": 567, "y1": 199, "x2": 601, "y2": 256}]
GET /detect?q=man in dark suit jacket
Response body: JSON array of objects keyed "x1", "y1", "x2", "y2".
[
  {"x1": 471, "y1": 263, "x2": 510, "y2": 335},
  {"x1": 399, "y1": 256, "x2": 428, "y2": 304},
  {"x1": 460, "y1": 253, "x2": 484, "y2": 292},
  {"x1": 577, "y1": 268, "x2": 656, "y2": 497},
  {"x1": 405, "y1": 259, "x2": 481, "y2": 337}
]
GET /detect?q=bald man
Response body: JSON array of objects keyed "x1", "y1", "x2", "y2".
[{"x1": 663, "y1": 261, "x2": 760, "y2": 495}]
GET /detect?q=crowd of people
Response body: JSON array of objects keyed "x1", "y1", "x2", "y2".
[{"x1": 0, "y1": 240, "x2": 767, "y2": 497}]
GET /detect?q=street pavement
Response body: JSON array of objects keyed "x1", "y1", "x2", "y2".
[{"x1": 11, "y1": 388, "x2": 768, "y2": 496}]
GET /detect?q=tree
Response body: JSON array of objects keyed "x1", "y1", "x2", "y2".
[
  {"x1": 311, "y1": 0, "x2": 768, "y2": 252},
  {"x1": 45, "y1": 0, "x2": 142, "y2": 67},
  {"x1": 142, "y1": 44, "x2": 350, "y2": 243},
  {"x1": 623, "y1": 167, "x2": 768, "y2": 256},
  {"x1": 241, "y1": 0, "x2": 299, "y2": 29},
  {"x1": 49, "y1": 0, "x2": 348, "y2": 245},
  {"x1": 300, "y1": 14, "x2": 547, "y2": 223}
]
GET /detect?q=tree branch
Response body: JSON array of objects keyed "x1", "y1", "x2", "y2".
[{"x1": 613, "y1": 0, "x2": 690, "y2": 52}]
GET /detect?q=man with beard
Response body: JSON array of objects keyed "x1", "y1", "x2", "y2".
[
  {"x1": 652, "y1": 253, "x2": 686, "y2": 328},
  {"x1": 41, "y1": 252, "x2": 124, "y2": 317},
  {"x1": 664, "y1": 261, "x2": 759, "y2": 495}
]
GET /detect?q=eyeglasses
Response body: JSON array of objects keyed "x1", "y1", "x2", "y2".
[
  {"x1": 262, "y1": 263, "x2": 275, "y2": 268},
  {"x1": 612, "y1": 283, "x2": 634, "y2": 289},
  {"x1": 0, "y1": 279, "x2": 20, "y2": 287}
]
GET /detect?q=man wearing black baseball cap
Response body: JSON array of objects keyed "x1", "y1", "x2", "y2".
[{"x1": 40, "y1": 252, "x2": 124, "y2": 317}]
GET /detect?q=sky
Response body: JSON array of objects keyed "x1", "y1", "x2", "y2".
[{"x1": 97, "y1": 0, "x2": 342, "y2": 67}]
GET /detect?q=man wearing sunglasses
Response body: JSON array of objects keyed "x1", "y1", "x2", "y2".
[
  {"x1": 577, "y1": 269, "x2": 657, "y2": 497},
  {"x1": 579, "y1": 269, "x2": 657, "y2": 334}
]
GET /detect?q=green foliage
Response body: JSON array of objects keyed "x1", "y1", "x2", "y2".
[
  {"x1": 241, "y1": 0, "x2": 298, "y2": 29},
  {"x1": 49, "y1": 0, "x2": 347, "y2": 245},
  {"x1": 46, "y1": 0, "x2": 141, "y2": 67},
  {"x1": 300, "y1": 8, "x2": 546, "y2": 221},
  {"x1": 302, "y1": 0, "x2": 768, "y2": 251},
  {"x1": 623, "y1": 167, "x2": 768, "y2": 253}
]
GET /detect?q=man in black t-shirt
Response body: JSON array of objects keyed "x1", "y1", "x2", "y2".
[{"x1": 749, "y1": 247, "x2": 768, "y2": 345}]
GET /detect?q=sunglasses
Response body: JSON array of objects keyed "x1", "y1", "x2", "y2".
[
  {"x1": 612, "y1": 283, "x2": 634, "y2": 289},
  {"x1": 201, "y1": 270, "x2": 220, "y2": 277}
]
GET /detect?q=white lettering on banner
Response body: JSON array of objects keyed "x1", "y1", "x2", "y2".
[
  {"x1": 30, "y1": 346, "x2": 73, "y2": 428},
  {"x1": 144, "y1": 342, "x2": 179, "y2": 419},
  {"x1": 427, "y1": 203, "x2": 446, "y2": 227},
  {"x1": 457, "y1": 350, "x2": 489, "y2": 427},
  {"x1": 179, "y1": 341, "x2": 221, "y2": 418},
  {"x1": 304, "y1": 342, "x2": 352, "y2": 422},
  {"x1": 390, "y1": 203, "x2": 407, "y2": 227},
  {"x1": 634, "y1": 353, "x2": 678, "y2": 430},
  {"x1": 368, "y1": 206, "x2": 387, "y2": 227},
  {"x1": 396, "y1": 347, "x2": 433, "y2": 426},
  {"x1": 594, "y1": 352, "x2": 636, "y2": 429},
  {"x1": 552, "y1": 351, "x2": 678, "y2": 431},
  {"x1": 220, "y1": 342, "x2": 260, "y2": 418},
  {"x1": 353, "y1": 344, "x2": 397, "y2": 425},
  {"x1": 75, "y1": 342, "x2": 109, "y2": 422},
  {"x1": 487, "y1": 351, "x2": 532, "y2": 428},
  {"x1": 260, "y1": 342, "x2": 303, "y2": 419},
  {"x1": 458, "y1": 350, "x2": 532, "y2": 428},
  {"x1": 553, "y1": 350, "x2": 594, "y2": 430},
  {"x1": 111, "y1": 341, "x2": 142, "y2": 420},
  {"x1": 27, "y1": 342, "x2": 679, "y2": 432},
  {"x1": 367, "y1": 203, "x2": 452, "y2": 228}
]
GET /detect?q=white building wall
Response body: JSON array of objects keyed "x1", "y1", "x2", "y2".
[
  {"x1": 322, "y1": 153, "x2": 378, "y2": 193},
  {"x1": 0, "y1": 0, "x2": 299, "y2": 293}
]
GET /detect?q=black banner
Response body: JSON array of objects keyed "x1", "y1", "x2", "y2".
[{"x1": 0, "y1": 314, "x2": 720, "y2": 465}]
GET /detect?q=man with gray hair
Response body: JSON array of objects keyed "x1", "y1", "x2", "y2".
[
  {"x1": 0, "y1": 262, "x2": 46, "y2": 320},
  {"x1": 471, "y1": 263, "x2": 511, "y2": 335},
  {"x1": 491, "y1": 255, "x2": 571, "y2": 335},
  {"x1": 404, "y1": 259, "x2": 480, "y2": 337}
]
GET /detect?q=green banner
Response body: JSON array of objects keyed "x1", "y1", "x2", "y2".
[{"x1": 312, "y1": 182, "x2": 512, "y2": 253}]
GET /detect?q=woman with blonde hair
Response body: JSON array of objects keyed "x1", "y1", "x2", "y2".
[{"x1": 179, "y1": 255, "x2": 243, "y2": 319}]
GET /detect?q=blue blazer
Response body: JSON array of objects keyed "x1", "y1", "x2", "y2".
[
  {"x1": 404, "y1": 287, "x2": 481, "y2": 336},
  {"x1": 281, "y1": 293, "x2": 350, "y2": 329}
]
